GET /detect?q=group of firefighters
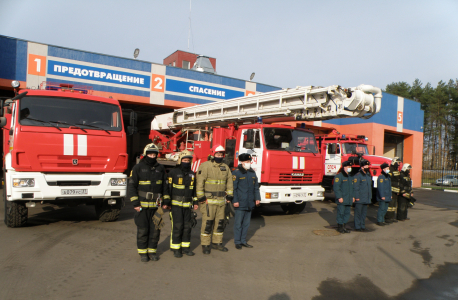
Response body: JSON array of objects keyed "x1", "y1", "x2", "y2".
[
  {"x1": 127, "y1": 143, "x2": 260, "y2": 262},
  {"x1": 127, "y1": 142, "x2": 414, "y2": 261},
  {"x1": 333, "y1": 158, "x2": 414, "y2": 233}
]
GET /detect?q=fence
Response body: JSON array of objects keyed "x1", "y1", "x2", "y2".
[{"x1": 422, "y1": 169, "x2": 458, "y2": 190}]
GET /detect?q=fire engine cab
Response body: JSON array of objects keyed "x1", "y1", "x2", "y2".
[{"x1": 1, "y1": 81, "x2": 134, "y2": 227}]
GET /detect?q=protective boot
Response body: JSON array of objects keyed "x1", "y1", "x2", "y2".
[
  {"x1": 149, "y1": 253, "x2": 159, "y2": 261},
  {"x1": 173, "y1": 248, "x2": 183, "y2": 258},
  {"x1": 337, "y1": 224, "x2": 345, "y2": 233},
  {"x1": 140, "y1": 254, "x2": 150, "y2": 262},
  {"x1": 182, "y1": 247, "x2": 195, "y2": 256},
  {"x1": 202, "y1": 245, "x2": 211, "y2": 255},
  {"x1": 211, "y1": 243, "x2": 229, "y2": 252}
]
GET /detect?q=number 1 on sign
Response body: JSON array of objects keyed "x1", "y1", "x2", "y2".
[{"x1": 34, "y1": 58, "x2": 41, "y2": 72}]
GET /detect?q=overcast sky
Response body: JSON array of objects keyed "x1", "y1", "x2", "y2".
[{"x1": 1, "y1": 0, "x2": 457, "y2": 90}]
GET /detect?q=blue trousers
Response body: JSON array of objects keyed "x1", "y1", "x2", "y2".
[
  {"x1": 234, "y1": 209, "x2": 252, "y2": 245},
  {"x1": 336, "y1": 205, "x2": 351, "y2": 225},
  {"x1": 377, "y1": 201, "x2": 389, "y2": 222},
  {"x1": 354, "y1": 203, "x2": 368, "y2": 229}
]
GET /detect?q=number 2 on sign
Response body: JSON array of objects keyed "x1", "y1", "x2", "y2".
[{"x1": 151, "y1": 74, "x2": 165, "y2": 92}]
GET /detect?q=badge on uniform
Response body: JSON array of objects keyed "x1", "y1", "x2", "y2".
[
  {"x1": 232, "y1": 175, "x2": 236, "y2": 182},
  {"x1": 168, "y1": 177, "x2": 172, "y2": 184},
  {"x1": 335, "y1": 178, "x2": 339, "y2": 182},
  {"x1": 220, "y1": 166, "x2": 226, "y2": 171},
  {"x1": 380, "y1": 179, "x2": 383, "y2": 182},
  {"x1": 353, "y1": 179, "x2": 357, "y2": 183},
  {"x1": 178, "y1": 178, "x2": 183, "y2": 184}
]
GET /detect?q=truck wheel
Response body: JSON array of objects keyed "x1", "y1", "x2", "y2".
[
  {"x1": 95, "y1": 198, "x2": 122, "y2": 222},
  {"x1": 294, "y1": 202, "x2": 307, "y2": 214},
  {"x1": 4, "y1": 197, "x2": 28, "y2": 228},
  {"x1": 281, "y1": 203, "x2": 297, "y2": 214}
]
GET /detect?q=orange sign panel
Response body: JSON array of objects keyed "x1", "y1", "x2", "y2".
[{"x1": 28, "y1": 54, "x2": 47, "y2": 76}]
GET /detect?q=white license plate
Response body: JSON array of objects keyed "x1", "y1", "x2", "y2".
[
  {"x1": 294, "y1": 193, "x2": 307, "y2": 198},
  {"x1": 61, "y1": 189, "x2": 88, "y2": 195}
]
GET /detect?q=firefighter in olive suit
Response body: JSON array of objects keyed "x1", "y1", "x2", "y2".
[
  {"x1": 163, "y1": 150, "x2": 198, "y2": 258},
  {"x1": 127, "y1": 143, "x2": 170, "y2": 262},
  {"x1": 353, "y1": 159, "x2": 372, "y2": 231},
  {"x1": 397, "y1": 163, "x2": 413, "y2": 221},
  {"x1": 333, "y1": 161, "x2": 355, "y2": 233},
  {"x1": 196, "y1": 145, "x2": 234, "y2": 255},
  {"x1": 376, "y1": 162, "x2": 392, "y2": 226},
  {"x1": 385, "y1": 157, "x2": 401, "y2": 223}
]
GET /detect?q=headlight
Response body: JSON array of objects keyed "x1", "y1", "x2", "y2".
[
  {"x1": 265, "y1": 192, "x2": 279, "y2": 199},
  {"x1": 317, "y1": 191, "x2": 324, "y2": 197},
  {"x1": 11, "y1": 80, "x2": 20, "y2": 88},
  {"x1": 13, "y1": 178, "x2": 35, "y2": 187},
  {"x1": 110, "y1": 178, "x2": 126, "y2": 186}
]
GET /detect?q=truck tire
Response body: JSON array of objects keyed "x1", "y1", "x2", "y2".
[
  {"x1": 281, "y1": 203, "x2": 306, "y2": 214},
  {"x1": 4, "y1": 197, "x2": 28, "y2": 228},
  {"x1": 95, "y1": 198, "x2": 122, "y2": 222}
]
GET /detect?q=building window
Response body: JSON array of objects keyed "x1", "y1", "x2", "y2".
[
  {"x1": 182, "y1": 60, "x2": 190, "y2": 69},
  {"x1": 173, "y1": 61, "x2": 176, "y2": 67}
]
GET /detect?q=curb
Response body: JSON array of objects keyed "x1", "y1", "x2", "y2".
[{"x1": 444, "y1": 189, "x2": 458, "y2": 193}]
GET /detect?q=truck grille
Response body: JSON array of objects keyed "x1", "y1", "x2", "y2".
[
  {"x1": 47, "y1": 181, "x2": 101, "y2": 186},
  {"x1": 278, "y1": 173, "x2": 314, "y2": 182}
]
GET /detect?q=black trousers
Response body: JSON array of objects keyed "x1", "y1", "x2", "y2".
[
  {"x1": 397, "y1": 196, "x2": 408, "y2": 220},
  {"x1": 134, "y1": 208, "x2": 161, "y2": 254},
  {"x1": 170, "y1": 205, "x2": 192, "y2": 250},
  {"x1": 385, "y1": 193, "x2": 398, "y2": 220}
]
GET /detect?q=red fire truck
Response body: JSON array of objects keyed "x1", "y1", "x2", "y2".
[
  {"x1": 1, "y1": 81, "x2": 134, "y2": 227},
  {"x1": 150, "y1": 84, "x2": 383, "y2": 214},
  {"x1": 316, "y1": 130, "x2": 399, "y2": 193}
]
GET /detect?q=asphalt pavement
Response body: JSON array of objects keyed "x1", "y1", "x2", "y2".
[{"x1": 0, "y1": 188, "x2": 457, "y2": 300}]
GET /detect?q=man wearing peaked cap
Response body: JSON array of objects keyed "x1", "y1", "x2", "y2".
[
  {"x1": 353, "y1": 159, "x2": 372, "y2": 231},
  {"x1": 232, "y1": 153, "x2": 261, "y2": 249},
  {"x1": 333, "y1": 160, "x2": 355, "y2": 233},
  {"x1": 376, "y1": 162, "x2": 392, "y2": 226}
]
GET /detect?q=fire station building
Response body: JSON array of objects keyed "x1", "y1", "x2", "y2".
[{"x1": 0, "y1": 35, "x2": 424, "y2": 186}]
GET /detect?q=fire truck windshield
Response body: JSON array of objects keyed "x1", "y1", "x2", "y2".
[
  {"x1": 18, "y1": 96, "x2": 122, "y2": 132},
  {"x1": 264, "y1": 128, "x2": 318, "y2": 153},
  {"x1": 342, "y1": 143, "x2": 368, "y2": 154}
]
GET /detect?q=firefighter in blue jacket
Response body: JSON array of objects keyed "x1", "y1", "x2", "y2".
[
  {"x1": 232, "y1": 153, "x2": 261, "y2": 249},
  {"x1": 376, "y1": 162, "x2": 392, "y2": 226},
  {"x1": 333, "y1": 160, "x2": 354, "y2": 233},
  {"x1": 353, "y1": 160, "x2": 372, "y2": 231}
]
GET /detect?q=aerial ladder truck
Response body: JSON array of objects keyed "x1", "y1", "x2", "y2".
[{"x1": 150, "y1": 84, "x2": 382, "y2": 214}]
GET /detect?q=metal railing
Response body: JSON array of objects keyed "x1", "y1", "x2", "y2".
[{"x1": 422, "y1": 169, "x2": 458, "y2": 190}]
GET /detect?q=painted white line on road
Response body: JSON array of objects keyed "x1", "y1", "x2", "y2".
[{"x1": 444, "y1": 189, "x2": 458, "y2": 193}]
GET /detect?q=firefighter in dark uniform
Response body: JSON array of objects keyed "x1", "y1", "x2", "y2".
[
  {"x1": 232, "y1": 153, "x2": 261, "y2": 249},
  {"x1": 127, "y1": 143, "x2": 170, "y2": 262},
  {"x1": 397, "y1": 163, "x2": 413, "y2": 221},
  {"x1": 163, "y1": 150, "x2": 198, "y2": 258},
  {"x1": 376, "y1": 162, "x2": 391, "y2": 226},
  {"x1": 333, "y1": 161, "x2": 354, "y2": 233},
  {"x1": 196, "y1": 145, "x2": 234, "y2": 254},
  {"x1": 385, "y1": 157, "x2": 401, "y2": 223},
  {"x1": 353, "y1": 159, "x2": 372, "y2": 231}
]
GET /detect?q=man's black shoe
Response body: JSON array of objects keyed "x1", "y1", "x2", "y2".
[
  {"x1": 337, "y1": 224, "x2": 345, "y2": 233},
  {"x1": 182, "y1": 248, "x2": 195, "y2": 256},
  {"x1": 235, "y1": 244, "x2": 242, "y2": 250},
  {"x1": 211, "y1": 243, "x2": 229, "y2": 252},
  {"x1": 355, "y1": 229, "x2": 362, "y2": 232},
  {"x1": 376, "y1": 222, "x2": 385, "y2": 226},
  {"x1": 241, "y1": 243, "x2": 253, "y2": 248},
  {"x1": 140, "y1": 254, "x2": 150, "y2": 262},
  {"x1": 149, "y1": 253, "x2": 159, "y2": 261},
  {"x1": 383, "y1": 222, "x2": 391, "y2": 225},
  {"x1": 173, "y1": 249, "x2": 183, "y2": 258},
  {"x1": 202, "y1": 245, "x2": 211, "y2": 255}
]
